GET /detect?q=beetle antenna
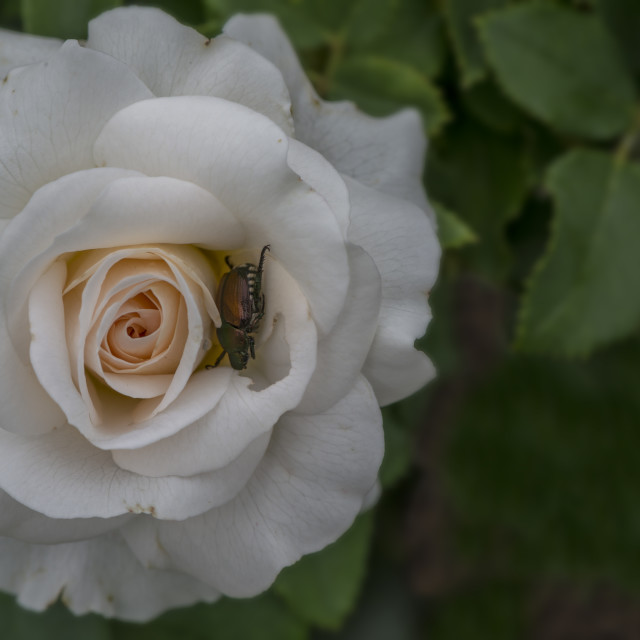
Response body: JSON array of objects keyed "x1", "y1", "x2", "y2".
[{"x1": 224, "y1": 255, "x2": 233, "y2": 269}]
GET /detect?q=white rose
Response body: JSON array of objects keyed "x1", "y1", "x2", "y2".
[{"x1": 0, "y1": 8, "x2": 440, "y2": 620}]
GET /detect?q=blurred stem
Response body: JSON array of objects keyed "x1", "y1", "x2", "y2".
[{"x1": 614, "y1": 106, "x2": 640, "y2": 165}]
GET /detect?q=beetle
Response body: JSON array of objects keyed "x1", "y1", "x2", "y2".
[{"x1": 208, "y1": 245, "x2": 270, "y2": 370}]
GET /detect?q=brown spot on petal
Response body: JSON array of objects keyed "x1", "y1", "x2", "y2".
[{"x1": 125, "y1": 503, "x2": 157, "y2": 516}]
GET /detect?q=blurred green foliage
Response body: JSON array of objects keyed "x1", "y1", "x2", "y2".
[{"x1": 2, "y1": 0, "x2": 640, "y2": 637}]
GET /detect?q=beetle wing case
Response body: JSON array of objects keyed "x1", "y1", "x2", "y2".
[{"x1": 216, "y1": 268, "x2": 252, "y2": 328}]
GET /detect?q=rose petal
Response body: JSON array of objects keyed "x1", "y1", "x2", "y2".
[
  {"x1": 63, "y1": 175, "x2": 244, "y2": 253},
  {"x1": 296, "y1": 244, "x2": 381, "y2": 414},
  {"x1": 29, "y1": 262, "x2": 91, "y2": 429},
  {"x1": 112, "y1": 260, "x2": 317, "y2": 477},
  {"x1": 0, "y1": 532, "x2": 218, "y2": 621},
  {"x1": 35, "y1": 244, "x2": 220, "y2": 443},
  {"x1": 94, "y1": 95, "x2": 349, "y2": 334},
  {"x1": 68, "y1": 247, "x2": 213, "y2": 417},
  {"x1": 0, "y1": 491, "x2": 131, "y2": 544},
  {"x1": 345, "y1": 176, "x2": 440, "y2": 405},
  {"x1": 0, "y1": 423, "x2": 270, "y2": 521},
  {"x1": 0, "y1": 29, "x2": 60, "y2": 79},
  {"x1": 0, "y1": 318, "x2": 66, "y2": 436},
  {"x1": 79, "y1": 260, "x2": 184, "y2": 400},
  {"x1": 87, "y1": 6, "x2": 294, "y2": 135},
  {"x1": 0, "y1": 41, "x2": 152, "y2": 218},
  {"x1": 121, "y1": 375, "x2": 383, "y2": 596},
  {"x1": 0, "y1": 168, "x2": 144, "y2": 357},
  {"x1": 91, "y1": 365, "x2": 233, "y2": 450},
  {"x1": 223, "y1": 14, "x2": 431, "y2": 213},
  {"x1": 3, "y1": 171, "x2": 238, "y2": 367},
  {"x1": 286, "y1": 138, "x2": 350, "y2": 237}
]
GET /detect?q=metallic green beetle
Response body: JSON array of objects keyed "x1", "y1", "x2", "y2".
[{"x1": 208, "y1": 245, "x2": 270, "y2": 370}]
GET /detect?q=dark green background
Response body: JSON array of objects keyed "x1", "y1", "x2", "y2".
[{"x1": 2, "y1": 0, "x2": 639, "y2": 637}]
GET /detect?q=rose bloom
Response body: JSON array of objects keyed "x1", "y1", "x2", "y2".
[{"x1": 0, "y1": 7, "x2": 439, "y2": 620}]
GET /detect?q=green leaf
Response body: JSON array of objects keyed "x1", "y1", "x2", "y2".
[
  {"x1": 0, "y1": 0, "x2": 21, "y2": 29},
  {"x1": 274, "y1": 512, "x2": 374, "y2": 630},
  {"x1": 444, "y1": 0, "x2": 509, "y2": 87},
  {"x1": 433, "y1": 201, "x2": 478, "y2": 250},
  {"x1": 479, "y1": 2, "x2": 637, "y2": 140},
  {"x1": 354, "y1": 0, "x2": 446, "y2": 80},
  {"x1": 461, "y1": 80, "x2": 525, "y2": 133},
  {"x1": 445, "y1": 350, "x2": 640, "y2": 587},
  {"x1": 0, "y1": 595, "x2": 111, "y2": 640},
  {"x1": 342, "y1": 0, "x2": 397, "y2": 49},
  {"x1": 516, "y1": 149, "x2": 640, "y2": 356},
  {"x1": 112, "y1": 594, "x2": 308, "y2": 640},
  {"x1": 597, "y1": 0, "x2": 640, "y2": 78},
  {"x1": 330, "y1": 55, "x2": 450, "y2": 137},
  {"x1": 21, "y1": 0, "x2": 122, "y2": 38},
  {"x1": 426, "y1": 118, "x2": 529, "y2": 280}
]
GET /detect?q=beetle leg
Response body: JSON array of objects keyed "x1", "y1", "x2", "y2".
[
  {"x1": 248, "y1": 335, "x2": 256, "y2": 360},
  {"x1": 206, "y1": 349, "x2": 227, "y2": 369}
]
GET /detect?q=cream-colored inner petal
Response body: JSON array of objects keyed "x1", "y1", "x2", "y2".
[
  {"x1": 96, "y1": 282, "x2": 186, "y2": 376},
  {"x1": 62, "y1": 244, "x2": 218, "y2": 419}
]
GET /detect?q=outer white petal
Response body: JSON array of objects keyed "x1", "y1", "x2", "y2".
[
  {"x1": 223, "y1": 14, "x2": 430, "y2": 212},
  {"x1": 0, "y1": 41, "x2": 152, "y2": 218},
  {"x1": 59, "y1": 175, "x2": 244, "y2": 252},
  {"x1": 0, "y1": 29, "x2": 60, "y2": 79},
  {"x1": 0, "y1": 425, "x2": 269, "y2": 521},
  {"x1": 0, "y1": 491, "x2": 131, "y2": 544},
  {"x1": 87, "y1": 7, "x2": 293, "y2": 134},
  {"x1": 0, "y1": 532, "x2": 218, "y2": 621},
  {"x1": 0, "y1": 169, "x2": 140, "y2": 437},
  {"x1": 112, "y1": 259, "x2": 317, "y2": 477},
  {"x1": 345, "y1": 176, "x2": 440, "y2": 405},
  {"x1": 0, "y1": 321, "x2": 65, "y2": 436},
  {"x1": 29, "y1": 261, "x2": 91, "y2": 429},
  {"x1": 88, "y1": 367, "x2": 233, "y2": 450},
  {"x1": 286, "y1": 138, "x2": 350, "y2": 237},
  {"x1": 1, "y1": 170, "x2": 240, "y2": 359},
  {"x1": 121, "y1": 376, "x2": 383, "y2": 597},
  {"x1": 296, "y1": 244, "x2": 381, "y2": 414},
  {"x1": 94, "y1": 95, "x2": 349, "y2": 334}
]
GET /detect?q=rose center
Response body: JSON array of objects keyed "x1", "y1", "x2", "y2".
[
  {"x1": 127, "y1": 323, "x2": 147, "y2": 338},
  {"x1": 103, "y1": 291, "x2": 165, "y2": 363},
  {"x1": 59, "y1": 245, "x2": 218, "y2": 410}
]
